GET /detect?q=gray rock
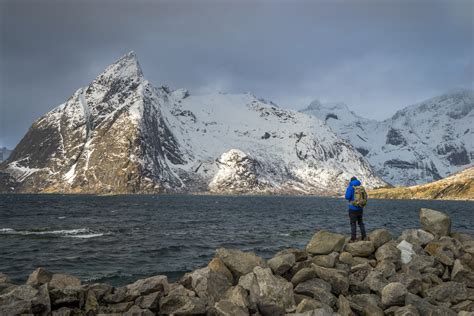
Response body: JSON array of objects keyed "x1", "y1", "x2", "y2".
[
  {"x1": 375, "y1": 241, "x2": 401, "y2": 264},
  {"x1": 403, "y1": 254, "x2": 435, "y2": 273},
  {"x1": 451, "y1": 300, "x2": 474, "y2": 312},
  {"x1": 100, "y1": 301, "x2": 134, "y2": 313},
  {"x1": 187, "y1": 267, "x2": 231, "y2": 305},
  {"x1": 294, "y1": 279, "x2": 336, "y2": 307},
  {"x1": 339, "y1": 252, "x2": 353, "y2": 265},
  {"x1": 312, "y1": 265, "x2": 349, "y2": 295},
  {"x1": 344, "y1": 241, "x2": 375, "y2": 257},
  {"x1": 123, "y1": 305, "x2": 154, "y2": 316},
  {"x1": 389, "y1": 270, "x2": 422, "y2": 295},
  {"x1": 275, "y1": 248, "x2": 308, "y2": 262},
  {"x1": 223, "y1": 285, "x2": 249, "y2": 309},
  {"x1": 306, "y1": 231, "x2": 346, "y2": 255},
  {"x1": 425, "y1": 241, "x2": 455, "y2": 266},
  {"x1": 291, "y1": 267, "x2": 318, "y2": 286},
  {"x1": 250, "y1": 266, "x2": 295, "y2": 315},
  {"x1": 296, "y1": 298, "x2": 332, "y2": 313},
  {"x1": 126, "y1": 275, "x2": 169, "y2": 296},
  {"x1": 424, "y1": 281, "x2": 467, "y2": 304},
  {"x1": 399, "y1": 229, "x2": 435, "y2": 246},
  {"x1": 216, "y1": 248, "x2": 267, "y2": 279},
  {"x1": 159, "y1": 293, "x2": 206, "y2": 314},
  {"x1": 337, "y1": 294, "x2": 354, "y2": 316},
  {"x1": 88, "y1": 282, "x2": 113, "y2": 301},
  {"x1": 393, "y1": 304, "x2": 420, "y2": 316},
  {"x1": 452, "y1": 259, "x2": 474, "y2": 287},
  {"x1": 134, "y1": 291, "x2": 161, "y2": 312},
  {"x1": 208, "y1": 257, "x2": 234, "y2": 283},
  {"x1": 369, "y1": 229, "x2": 392, "y2": 249},
  {"x1": 213, "y1": 300, "x2": 249, "y2": 316},
  {"x1": 0, "y1": 283, "x2": 52, "y2": 316},
  {"x1": 375, "y1": 260, "x2": 396, "y2": 279},
  {"x1": 84, "y1": 290, "x2": 98, "y2": 314},
  {"x1": 349, "y1": 293, "x2": 384, "y2": 316},
  {"x1": 311, "y1": 252, "x2": 338, "y2": 268},
  {"x1": 268, "y1": 253, "x2": 296, "y2": 275},
  {"x1": 365, "y1": 270, "x2": 388, "y2": 294},
  {"x1": 168, "y1": 283, "x2": 196, "y2": 297},
  {"x1": 381, "y1": 282, "x2": 407, "y2": 307},
  {"x1": 26, "y1": 268, "x2": 53, "y2": 287},
  {"x1": 419, "y1": 208, "x2": 451, "y2": 237},
  {"x1": 48, "y1": 273, "x2": 81, "y2": 290},
  {"x1": 405, "y1": 292, "x2": 457, "y2": 316},
  {"x1": 103, "y1": 286, "x2": 139, "y2": 304},
  {"x1": 49, "y1": 285, "x2": 85, "y2": 309}
]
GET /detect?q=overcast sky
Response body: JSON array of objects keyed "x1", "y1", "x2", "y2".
[{"x1": 1, "y1": 0, "x2": 473, "y2": 148}]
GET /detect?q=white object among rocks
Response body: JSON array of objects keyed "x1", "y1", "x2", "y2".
[{"x1": 397, "y1": 240, "x2": 416, "y2": 264}]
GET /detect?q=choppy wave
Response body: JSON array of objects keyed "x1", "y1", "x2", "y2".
[{"x1": 0, "y1": 227, "x2": 106, "y2": 239}]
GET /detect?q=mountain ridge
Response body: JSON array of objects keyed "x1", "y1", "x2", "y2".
[
  {"x1": 0, "y1": 52, "x2": 386, "y2": 195},
  {"x1": 301, "y1": 89, "x2": 474, "y2": 186}
]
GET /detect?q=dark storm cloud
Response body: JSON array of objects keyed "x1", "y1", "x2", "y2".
[{"x1": 1, "y1": 0, "x2": 473, "y2": 148}]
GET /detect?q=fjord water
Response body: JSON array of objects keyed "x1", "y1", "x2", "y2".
[{"x1": 1, "y1": 194, "x2": 473, "y2": 286}]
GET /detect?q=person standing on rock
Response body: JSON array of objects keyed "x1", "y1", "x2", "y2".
[{"x1": 345, "y1": 176, "x2": 368, "y2": 242}]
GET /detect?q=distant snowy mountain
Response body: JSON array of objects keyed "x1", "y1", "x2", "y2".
[
  {"x1": 0, "y1": 147, "x2": 12, "y2": 163},
  {"x1": 0, "y1": 52, "x2": 385, "y2": 195},
  {"x1": 301, "y1": 89, "x2": 474, "y2": 186}
]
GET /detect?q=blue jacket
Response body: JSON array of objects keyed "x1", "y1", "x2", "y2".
[{"x1": 345, "y1": 179, "x2": 363, "y2": 211}]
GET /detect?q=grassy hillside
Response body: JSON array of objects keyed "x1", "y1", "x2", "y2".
[{"x1": 369, "y1": 166, "x2": 474, "y2": 200}]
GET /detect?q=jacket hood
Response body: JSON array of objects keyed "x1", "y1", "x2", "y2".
[{"x1": 350, "y1": 179, "x2": 361, "y2": 187}]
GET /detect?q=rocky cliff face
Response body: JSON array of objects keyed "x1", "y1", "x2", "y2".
[
  {"x1": 0, "y1": 52, "x2": 385, "y2": 195},
  {"x1": 301, "y1": 90, "x2": 474, "y2": 186}
]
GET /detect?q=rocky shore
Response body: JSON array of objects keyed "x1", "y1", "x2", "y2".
[{"x1": 1, "y1": 208, "x2": 473, "y2": 316}]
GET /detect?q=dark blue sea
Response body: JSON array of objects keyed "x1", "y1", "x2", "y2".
[{"x1": 0, "y1": 194, "x2": 472, "y2": 286}]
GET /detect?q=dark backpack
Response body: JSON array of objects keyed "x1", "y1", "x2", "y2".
[{"x1": 351, "y1": 186, "x2": 368, "y2": 208}]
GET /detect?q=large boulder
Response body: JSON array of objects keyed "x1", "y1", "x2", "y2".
[
  {"x1": 275, "y1": 248, "x2": 308, "y2": 262},
  {"x1": 213, "y1": 300, "x2": 249, "y2": 316},
  {"x1": 126, "y1": 275, "x2": 169, "y2": 296},
  {"x1": 349, "y1": 293, "x2": 384, "y2": 316},
  {"x1": 186, "y1": 267, "x2": 231, "y2": 305},
  {"x1": 48, "y1": 274, "x2": 81, "y2": 290},
  {"x1": 311, "y1": 252, "x2": 339, "y2": 268},
  {"x1": 399, "y1": 229, "x2": 435, "y2": 246},
  {"x1": 365, "y1": 270, "x2": 388, "y2": 294},
  {"x1": 26, "y1": 268, "x2": 53, "y2": 287},
  {"x1": 424, "y1": 281, "x2": 467, "y2": 304},
  {"x1": 375, "y1": 241, "x2": 401, "y2": 264},
  {"x1": 369, "y1": 229, "x2": 392, "y2": 249},
  {"x1": 452, "y1": 259, "x2": 474, "y2": 287},
  {"x1": 419, "y1": 208, "x2": 451, "y2": 237},
  {"x1": 291, "y1": 267, "x2": 318, "y2": 286},
  {"x1": 249, "y1": 266, "x2": 295, "y2": 315},
  {"x1": 159, "y1": 293, "x2": 206, "y2": 314},
  {"x1": 393, "y1": 304, "x2": 420, "y2": 316},
  {"x1": 337, "y1": 294, "x2": 354, "y2": 316},
  {"x1": 267, "y1": 253, "x2": 296, "y2": 275},
  {"x1": 389, "y1": 270, "x2": 423, "y2": 295},
  {"x1": 306, "y1": 231, "x2": 345, "y2": 255},
  {"x1": 0, "y1": 284, "x2": 50, "y2": 315},
  {"x1": 216, "y1": 248, "x2": 267, "y2": 279},
  {"x1": 294, "y1": 279, "x2": 336, "y2": 307},
  {"x1": 381, "y1": 282, "x2": 407, "y2": 307},
  {"x1": 344, "y1": 241, "x2": 375, "y2": 257},
  {"x1": 424, "y1": 241, "x2": 455, "y2": 266},
  {"x1": 222, "y1": 285, "x2": 249, "y2": 309},
  {"x1": 397, "y1": 240, "x2": 415, "y2": 264},
  {"x1": 312, "y1": 265, "x2": 349, "y2": 295},
  {"x1": 134, "y1": 291, "x2": 162, "y2": 312},
  {"x1": 208, "y1": 257, "x2": 234, "y2": 283}
]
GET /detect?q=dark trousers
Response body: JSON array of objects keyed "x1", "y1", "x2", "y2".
[{"x1": 349, "y1": 210, "x2": 366, "y2": 240}]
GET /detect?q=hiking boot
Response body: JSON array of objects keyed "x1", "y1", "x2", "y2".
[{"x1": 361, "y1": 236, "x2": 368, "y2": 241}]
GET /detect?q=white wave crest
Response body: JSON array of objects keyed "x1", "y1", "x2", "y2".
[{"x1": 0, "y1": 227, "x2": 106, "y2": 238}]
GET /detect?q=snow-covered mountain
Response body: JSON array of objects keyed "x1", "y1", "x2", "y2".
[
  {"x1": 301, "y1": 90, "x2": 474, "y2": 186},
  {"x1": 0, "y1": 52, "x2": 385, "y2": 195}
]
